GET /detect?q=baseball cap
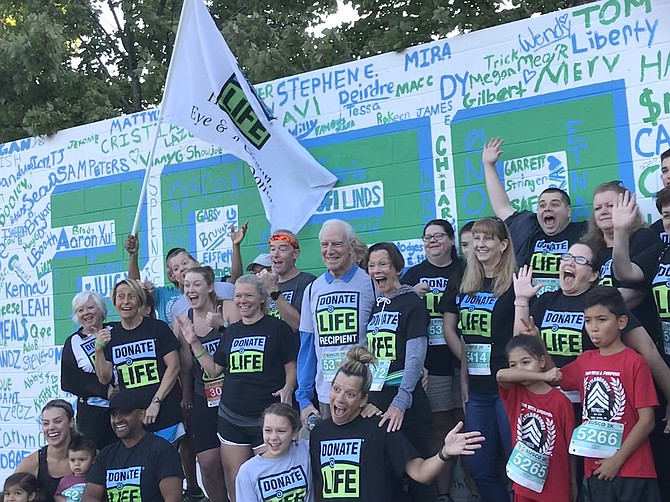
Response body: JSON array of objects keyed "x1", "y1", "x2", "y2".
[
  {"x1": 245, "y1": 253, "x2": 272, "y2": 271},
  {"x1": 109, "y1": 391, "x2": 147, "y2": 412}
]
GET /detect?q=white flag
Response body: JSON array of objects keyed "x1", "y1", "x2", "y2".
[{"x1": 161, "y1": 0, "x2": 337, "y2": 233}]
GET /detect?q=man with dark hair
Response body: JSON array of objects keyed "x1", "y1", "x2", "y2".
[
  {"x1": 82, "y1": 392, "x2": 183, "y2": 502},
  {"x1": 483, "y1": 137, "x2": 587, "y2": 295},
  {"x1": 651, "y1": 148, "x2": 670, "y2": 243}
]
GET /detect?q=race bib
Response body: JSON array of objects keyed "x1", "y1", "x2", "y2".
[
  {"x1": 569, "y1": 420, "x2": 623, "y2": 458},
  {"x1": 466, "y1": 343, "x2": 491, "y2": 375},
  {"x1": 321, "y1": 350, "x2": 348, "y2": 382},
  {"x1": 428, "y1": 318, "x2": 446, "y2": 346},
  {"x1": 369, "y1": 360, "x2": 391, "y2": 391},
  {"x1": 204, "y1": 379, "x2": 223, "y2": 407},
  {"x1": 506, "y1": 442, "x2": 549, "y2": 494},
  {"x1": 663, "y1": 321, "x2": 670, "y2": 356}
]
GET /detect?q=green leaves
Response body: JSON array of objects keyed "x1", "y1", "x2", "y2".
[{"x1": 0, "y1": 0, "x2": 596, "y2": 143}]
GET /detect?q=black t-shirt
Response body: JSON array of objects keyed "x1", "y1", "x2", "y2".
[
  {"x1": 531, "y1": 289, "x2": 641, "y2": 368},
  {"x1": 87, "y1": 433, "x2": 183, "y2": 502},
  {"x1": 439, "y1": 278, "x2": 515, "y2": 395},
  {"x1": 506, "y1": 211, "x2": 587, "y2": 294},
  {"x1": 651, "y1": 244, "x2": 670, "y2": 363},
  {"x1": 401, "y1": 259, "x2": 464, "y2": 376},
  {"x1": 310, "y1": 415, "x2": 418, "y2": 502},
  {"x1": 103, "y1": 318, "x2": 182, "y2": 431},
  {"x1": 596, "y1": 227, "x2": 663, "y2": 343},
  {"x1": 214, "y1": 315, "x2": 297, "y2": 417},
  {"x1": 270, "y1": 271, "x2": 317, "y2": 319},
  {"x1": 651, "y1": 218, "x2": 669, "y2": 244},
  {"x1": 365, "y1": 289, "x2": 428, "y2": 380}
]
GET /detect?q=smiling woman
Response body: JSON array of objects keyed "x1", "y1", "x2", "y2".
[
  {"x1": 60, "y1": 291, "x2": 117, "y2": 450},
  {"x1": 15, "y1": 400, "x2": 76, "y2": 502},
  {"x1": 94, "y1": 279, "x2": 184, "y2": 445}
]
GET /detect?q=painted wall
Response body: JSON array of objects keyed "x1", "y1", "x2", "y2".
[{"x1": 1, "y1": 0, "x2": 669, "y2": 476}]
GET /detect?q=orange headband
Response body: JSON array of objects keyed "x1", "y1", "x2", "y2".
[{"x1": 269, "y1": 234, "x2": 299, "y2": 249}]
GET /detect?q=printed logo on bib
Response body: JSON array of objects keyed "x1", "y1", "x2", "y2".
[
  {"x1": 530, "y1": 239, "x2": 568, "y2": 278},
  {"x1": 319, "y1": 439, "x2": 362, "y2": 498},
  {"x1": 269, "y1": 291, "x2": 294, "y2": 319},
  {"x1": 540, "y1": 310, "x2": 583, "y2": 357},
  {"x1": 459, "y1": 292, "x2": 497, "y2": 337},
  {"x1": 366, "y1": 311, "x2": 399, "y2": 360},
  {"x1": 598, "y1": 260, "x2": 613, "y2": 287},
  {"x1": 258, "y1": 466, "x2": 308, "y2": 502},
  {"x1": 112, "y1": 340, "x2": 159, "y2": 389},
  {"x1": 583, "y1": 372, "x2": 626, "y2": 422},
  {"x1": 229, "y1": 336, "x2": 266, "y2": 373},
  {"x1": 82, "y1": 337, "x2": 97, "y2": 366},
  {"x1": 105, "y1": 466, "x2": 142, "y2": 502},
  {"x1": 316, "y1": 292, "x2": 360, "y2": 347}
]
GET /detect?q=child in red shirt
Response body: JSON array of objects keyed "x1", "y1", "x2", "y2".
[
  {"x1": 498, "y1": 335, "x2": 575, "y2": 502},
  {"x1": 560, "y1": 286, "x2": 660, "y2": 501}
]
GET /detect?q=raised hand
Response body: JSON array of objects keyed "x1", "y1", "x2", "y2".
[
  {"x1": 519, "y1": 316, "x2": 540, "y2": 337},
  {"x1": 514, "y1": 265, "x2": 542, "y2": 300},
  {"x1": 125, "y1": 234, "x2": 138, "y2": 255},
  {"x1": 230, "y1": 220, "x2": 249, "y2": 246},
  {"x1": 175, "y1": 315, "x2": 197, "y2": 345},
  {"x1": 611, "y1": 191, "x2": 638, "y2": 234},
  {"x1": 482, "y1": 137, "x2": 504, "y2": 166}
]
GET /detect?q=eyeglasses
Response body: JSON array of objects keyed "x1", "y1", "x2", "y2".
[
  {"x1": 561, "y1": 253, "x2": 592, "y2": 266},
  {"x1": 422, "y1": 233, "x2": 448, "y2": 242}
]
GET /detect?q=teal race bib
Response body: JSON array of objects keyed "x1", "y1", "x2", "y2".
[
  {"x1": 321, "y1": 350, "x2": 348, "y2": 382},
  {"x1": 569, "y1": 420, "x2": 623, "y2": 458},
  {"x1": 466, "y1": 343, "x2": 491, "y2": 376},
  {"x1": 369, "y1": 360, "x2": 391, "y2": 391},
  {"x1": 506, "y1": 442, "x2": 549, "y2": 494},
  {"x1": 428, "y1": 318, "x2": 446, "y2": 346}
]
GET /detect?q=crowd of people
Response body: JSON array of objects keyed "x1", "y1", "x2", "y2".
[{"x1": 4, "y1": 141, "x2": 670, "y2": 502}]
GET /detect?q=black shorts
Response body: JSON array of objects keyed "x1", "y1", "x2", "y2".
[
  {"x1": 191, "y1": 393, "x2": 221, "y2": 454},
  {"x1": 587, "y1": 475, "x2": 661, "y2": 502},
  {"x1": 217, "y1": 415, "x2": 264, "y2": 449}
]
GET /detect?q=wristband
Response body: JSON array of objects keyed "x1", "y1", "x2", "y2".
[
  {"x1": 513, "y1": 300, "x2": 529, "y2": 307},
  {"x1": 195, "y1": 349, "x2": 207, "y2": 359},
  {"x1": 95, "y1": 340, "x2": 107, "y2": 348},
  {"x1": 438, "y1": 449, "x2": 451, "y2": 462},
  {"x1": 270, "y1": 290, "x2": 281, "y2": 301}
]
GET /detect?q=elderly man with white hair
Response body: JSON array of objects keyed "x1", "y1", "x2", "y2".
[{"x1": 296, "y1": 219, "x2": 377, "y2": 427}]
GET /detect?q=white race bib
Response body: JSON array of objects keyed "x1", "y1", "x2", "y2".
[
  {"x1": 569, "y1": 420, "x2": 623, "y2": 458},
  {"x1": 321, "y1": 350, "x2": 348, "y2": 382},
  {"x1": 466, "y1": 343, "x2": 492, "y2": 376},
  {"x1": 369, "y1": 360, "x2": 391, "y2": 391}
]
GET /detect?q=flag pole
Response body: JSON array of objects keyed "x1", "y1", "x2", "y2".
[{"x1": 130, "y1": 0, "x2": 192, "y2": 236}]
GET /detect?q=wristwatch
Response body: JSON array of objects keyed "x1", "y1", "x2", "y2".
[
  {"x1": 151, "y1": 396, "x2": 162, "y2": 404},
  {"x1": 270, "y1": 291, "x2": 281, "y2": 301}
]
